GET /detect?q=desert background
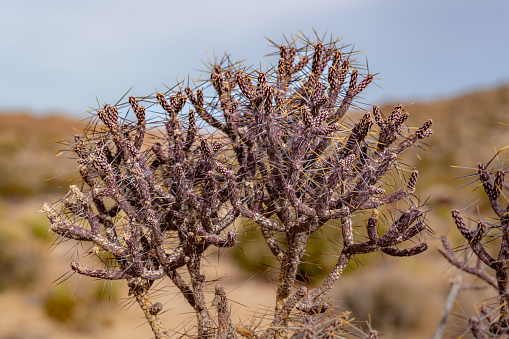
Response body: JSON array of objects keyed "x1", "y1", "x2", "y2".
[
  {"x1": 2, "y1": 1, "x2": 509, "y2": 338},
  {"x1": 1, "y1": 85, "x2": 508, "y2": 338}
]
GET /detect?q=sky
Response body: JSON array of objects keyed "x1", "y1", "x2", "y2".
[{"x1": 1, "y1": 0, "x2": 508, "y2": 117}]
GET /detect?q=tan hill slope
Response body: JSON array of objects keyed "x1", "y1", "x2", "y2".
[
  {"x1": 0, "y1": 113, "x2": 85, "y2": 197},
  {"x1": 0, "y1": 85, "x2": 507, "y2": 338}
]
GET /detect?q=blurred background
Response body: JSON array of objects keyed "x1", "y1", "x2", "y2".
[{"x1": 1, "y1": 1, "x2": 508, "y2": 338}]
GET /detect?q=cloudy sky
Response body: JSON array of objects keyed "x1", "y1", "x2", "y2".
[{"x1": 1, "y1": 0, "x2": 508, "y2": 117}]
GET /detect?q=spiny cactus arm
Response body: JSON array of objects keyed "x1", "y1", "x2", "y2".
[
  {"x1": 129, "y1": 280, "x2": 170, "y2": 339},
  {"x1": 344, "y1": 153, "x2": 402, "y2": 209},
  {"x1": 276, "y1": 232, "x2": 309, "y2": 312},
  {"x1": 197, "y1": 176, "x2": 221, "y2": 233},
  {"x1": 251, "y1": 197, "x2": 290, "y2": 232},
  {"x1": 314, "y1": 206, "x2": 350, "y2": 221},
  {"x1": 237, "y1": 71, "x2": 284, "y2": 149},
  {"x1": 358, "y1": 171, "x2": 419, "y2": 209},
  {"x1": 305, "y1": 214, "x2": 355, "y2": 303},
  {"x1": 77, "y1": 163, "x2": 112, "y2": 216},
  {"x1": 451, "y1": 209, "x2": 474, "y2": 240},
  {"x1": 310, "y1": 42, "x2": 332, "y2": 79},
  {"x1": 469, "y1": 222, "x2": 498, "y2": 267},
  {"x1": 380, "y1": 244, "x2": 428, "y2": 257},
  {"x1": 283, "y1": 151, "x2": 353, "y2": 223},
  {"x1": 42, "y1": 201, "x2": 92, "y2": 242},
  {"x1": 128, "y1": 96, "x2": 146, "y2": 150},
  {"x1": 445, "y1": 185, "x2": 509, "y2": 332},
  {"x1": 311, "y1": 122, "x2": 344, "y2": 136},
  {"x1": 358, "y1": 190, "x2": 405, "y2": 210},
  {"x1": 324, "y1": 55, "x2": 350, "y2": 109},
  {"x1": 450, "y1": 211, "x2": 497, "y2": 268},
  {"x1": 307, "y1": 250, "x2": 352, "y2": 302},
  {"x1": 67, "y1": 185, "x2": 101, "y2": 234},
  {"x1": 439, "y1": 236, "x2": 499, "y2": 291},
  {"x1": 165, "y1": 268, "x2": 197, "y2": 308},
  {"x1": 478, "y1": 163, "x2": 506, "y2": 217},
  {"x1": 211, "y1": 65, "x2": 237, "y2": 98},
  {"x1": 160, "y1": 243, "x2": 187, "y2": 269},
  {"x1": 316, "y1": 153, "x2": 354, "y2": 204},
  {"x1": 254, "y1": 119, "x2": 286, "y2": 177},
  {"x1": 374, "y1": 105, "x2": 408, "y2": 151},
  {"x1": 126, "y1": 228, "x2": 145, "y2": 276},
  {"x1": 340, "y1": 112, "x2": 373, "y2": 158},
  {"x1": 183, "y1": 108, "x2": 197, "y2": 152},
  {"x1": 212, "y1": 284, "x2": 237, "y2": 339},
  {"x1": 469, "y1": 316, "x2": 489, "y2": 339},
  {"x1": 260, "y1": 287, "x2": 307, "y2": 339},
  {"x1": 331, "y1": 70, "x2": 374, "y2": 121},
  {"x1": 296, "y1": 299, "x2": 332, "y2": 315},
  {"x1": 375, "y1": 207, "x2": 423, "y2": 246},
  {"x1": 260, "y1": 227, "x2": 286, "y2": 260},
  {"x1": 276, "y1": 45, "x2": 297, "y2": 89},
  {"x1": 235, "y1": 71, "x2": 257, "y2": 103},
  {"x1": 366, "y1": 211, "x2": 380, "y2": 242},
  {"x1": 494, "y1": 170, "x2": 506, "y2": 199},
  {"x1": 391, "y1": 119, "x2": 433, "y2": 155},
  {"x1": 186, "y1": 253, "x2": 215, "y2": 337},
  {"x1": 70, "y1": 261, "x2": 166, "y2": 280},
  {"x1": 343, "y1": 165, "x2": 377, "y2": 208},
  {"x1": 301, "y1": 43, "x2": 332, "y2": 113},
  {"x1": 211, "y1": 208, "x2": 239, "y2": 234},
  {"x1": 195, "y1": 225, "x2": 237, "y2": 248},
  {"x1": 88, "y1": 150, "x2": 137, "y2": 218},
  {"x1": 263, "y1": 179, "x2": 296, "y2": 229},
  {"x1": 441, "y1": 251, "x2": 509, "y2": 335},
  {"x1": 291, "y1": 53, "x2": 310, "y2": 76},
  {"x1": 399, "y1": 221, "x2": 428, "y2": 242},
  {"x1": 98, "y1": 105, "x2": 142, "y2": 162},
  {"x1": 185, "y1": 86, "x2": 230, "y2": 135},
  {"x1": 92, "y1": 129, "x2": 182, "y2": 265},
  {"x1": 347, "y1": 222, "x2": 428, "y2": 255},
  {"x1": 156, "y1": 91, "x2": 186, "y2": 127},
  {"x1": 166, "y1": 125, "x2": 186, "y2": 167},
  {"x1": 150, "y1": 141, "x2": 169, "y2": 167},
  {"x1": 42, "y1": 203, "x2": 127, "y2": 257}
]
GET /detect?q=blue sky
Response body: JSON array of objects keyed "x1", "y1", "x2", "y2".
[{"x1": 1, "y1": 0, "x2": 508, "y2": 117}]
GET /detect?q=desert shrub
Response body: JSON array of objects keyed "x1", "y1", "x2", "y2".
[{"x1": 43, "y1": 33, "x2": 432, "y2": 338}]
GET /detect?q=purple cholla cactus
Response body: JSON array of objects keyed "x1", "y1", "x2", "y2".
[{"x1": 43, "y1": 33, "x2": 432, "y2": 338}]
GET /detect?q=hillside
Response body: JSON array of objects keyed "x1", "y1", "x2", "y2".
[
  {"x1": 0, "y1": 113, "x2": 86, "y2": 197},
  {"x1": 0, "y1": 85, "x2": 508, "y2": 338},
  {"x1": 398, "y1": 85, "x2": 509, "y2": 179}
]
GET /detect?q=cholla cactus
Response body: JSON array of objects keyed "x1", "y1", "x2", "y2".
[
  {"x1": 43, "y1": 33, "x2": 433, "y2": 338},
  {"x1": 440, "y1": 154, "x2": 509, "y2": 337}
]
